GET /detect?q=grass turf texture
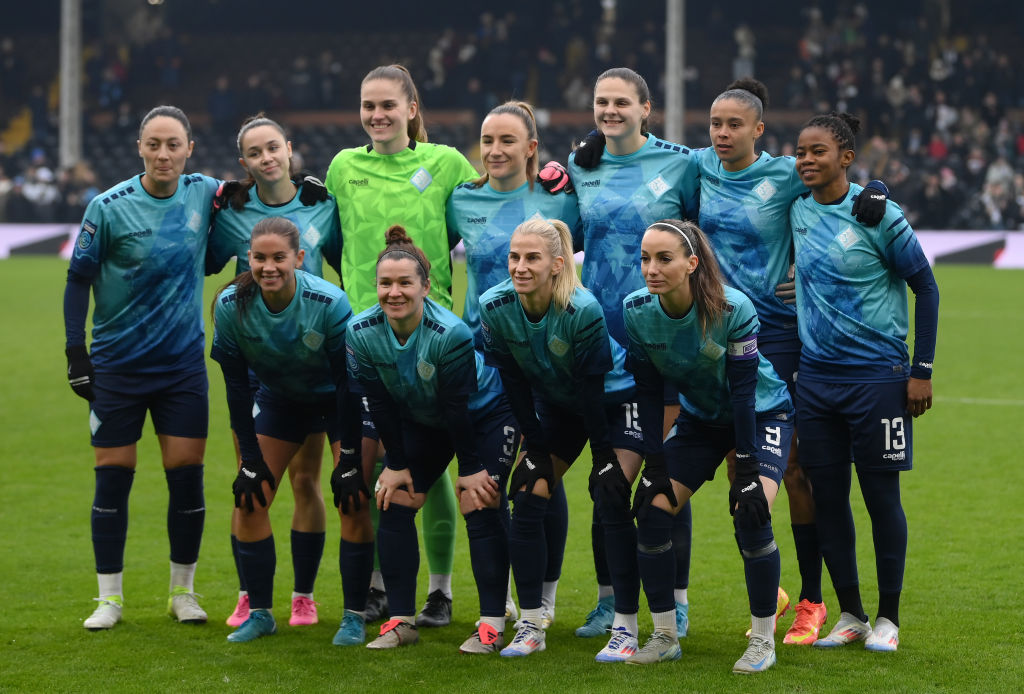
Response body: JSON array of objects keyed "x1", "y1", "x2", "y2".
[{"x1": 1, "y1": 259, "x2": 1021, "y2": 692}]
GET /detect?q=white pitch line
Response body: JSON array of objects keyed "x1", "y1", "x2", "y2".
[{"x1": 934, "y1": 396, "x2": 1024, "y2": 407}]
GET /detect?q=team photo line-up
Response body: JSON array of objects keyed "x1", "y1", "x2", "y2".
[{"x1": 63, "y1": 62, "x2": 938, "y2": 673}]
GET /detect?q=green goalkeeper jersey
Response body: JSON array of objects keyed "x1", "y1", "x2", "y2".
[{"x1": 325, "y1": 141, "x2": 478, "y2": 313}]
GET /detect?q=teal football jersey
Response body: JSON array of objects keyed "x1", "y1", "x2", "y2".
[{"x1": 623, "y1": 285, "x2": 791, "y2": 422}]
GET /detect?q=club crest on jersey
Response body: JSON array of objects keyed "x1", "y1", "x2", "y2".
[
  {"x1": 647, "y1": 175, "x2": 670, "y2": 199},
  {"x1": 77, "y1": 220, "x2": 96, "y2": 250},
  {"x1": 303, "y1": 330, "x2": 324, "y2": 351},
  {"x1": 417, "y1": 359, "x2": 436, "y2": 381},
  {"x1": 410, "y1": 167, "x2": 433, "y2": 192},
  {"x1": 700, "y1": 340, "x2": 725, "y2": 361},
  {"x1": 303, "y1": 224, "x2": 321, "y2": 247},
  {"x1": 754, "y1": 179, "x2": 777, "y2": 202},
  {"x1": 836, "y1": 226, "x2": 860, "y2": 250},
  {"x1": 548, "y1": 336, "x2": 569, "y2": 357},
  {"x1": 188, "y1": 211, "x2": 202, "y2": 232}
]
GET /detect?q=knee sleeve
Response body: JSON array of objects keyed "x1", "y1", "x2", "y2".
[{"x1": 734, "y1": 520, "x2": 777, "y2": 559}]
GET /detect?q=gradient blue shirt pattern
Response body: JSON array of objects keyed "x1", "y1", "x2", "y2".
[
  {"x1": 479, "y1": 280, "x2": 634, "y2": 410},
  {"x1": 623, "y1": 285, "x2": 791, "y2": 422},
  {"x1": 569, "y1": 134, "x2": 700, "y2": 346},
  {"x1": 791, "y1": 184, "x2": 930, "y2": 382},
  {"x1": 212, "y1": 271, "x2": 352, "y2": 401},
  {"x1": 346, "y1": 298, "x2": 503, "y2": 426},
  {"x1": 696, "y1": 148, "x2": 805, "y2": 343},
  {"x1": 446, "y1": 180, "x2": 582, "y2": 344},
  {"x1": 68, "y1": 173, "x2": 218, "y2": 373},
  {"x1": 208, "y1": 185, "x2": 341, "y2": 278}
]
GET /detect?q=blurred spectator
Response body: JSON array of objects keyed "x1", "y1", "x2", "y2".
[{"x1": 207, "y1": 75, "x2": 239, "y2": 135}]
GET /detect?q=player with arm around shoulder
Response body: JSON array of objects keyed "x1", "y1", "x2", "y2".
[
  {"x1": 479, "y1": 218, "x2": 644, "y2": 661},
  {"x1": 568, "y1": 65, "x2": 700, "y2": 640},
  {"x1": 210, "y1": 217, "x2": 365, "y2": 644},
  {"x1": 447, "y1": 99, "x2": 581, "y2": 626},
  {"x1": 346, "y1": 226, "x2": 519, "y2": 653},
  {"x1": 209, "y1": 113, "x2": 342, "y2": 629},
  {"x1": 624, "y1": 219, "x2": 794, "y2": 673},
  {"x1": 63, "y1": 105, "x2": 218, "y2": 631},
  {"x1": 791, "y1": 112, "x2": 938, "y2": 653}
]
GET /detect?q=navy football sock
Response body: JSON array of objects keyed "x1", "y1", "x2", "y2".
[
  {"x1": 465, "y1": 508, "x2": 509, "y2": 618},
  {"x1": 792, "y1": 523, "x2": 823, "y2": 603},
  {"x1": 543, "y1": 483, "x2": 568, "y2": 583},
  {"x1": 806, "y1": 464, "x2": 863, "y2": 615},
  {"x1": 231, "y1": 534, "x2": 247, "y2": 591},
  {"x1": 595, "y1": 491, "x2": 640, "y2": 615},
  {"x1": 509, "y1": 491, "x2": 548, "y2": 610},
  {"x1": 859, "y1": 470, "x2": 906, "y2": 626},
  {"x1": 735, "y1": 522, "x2": 781, "y2": 618},
  {"x1": 238, "y1": 535, "x2": 276, "y2": 610},
  {"x1": 377, "y1": 503, "x2": 419, "y2": 617},
  {"x1": 339, "y1": 539, "x2": 374, "y2": 612},
  {"x1": 290, "y1": 529, "x2": 325, "y2": 595},
  {"x1": 165, "y1": 464, "x2": 204, "y2": 565},
  {"x1": 672, "y1": 501, "x2": 692, "y2": 589},
  {"x1": 637, "y1": 506, "x2": 675, "y2": 614},
  {"x1": 591, "y1": 505, "x2": 611, "y2": 587},
  {"x1": 92, "y1": 466, "x2": 135, "y2": 573}
]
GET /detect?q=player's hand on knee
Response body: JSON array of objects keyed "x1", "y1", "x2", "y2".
[
  {"x1": 331, "y1": 450, "x2": 369, "y2": 514},
  {"x1": 589, "y1": 448, "x2": 631, "y2": 508},
  {"x1": 632, "y1": 453, "x2": 677, "y2": 516},
  {"x1": 508, "y1": 451, "x2": 554, "y2": 495},
  {"x1": 233, "y1": 457, "x2": 276, "y2": 512},
  {"x1": 457, "y1": 469, "x2": 499, "y2": 511},
  {"x1": 376, "y1": 466, "x2": 414, "y2": 511},
  {"x1": 729, "y1": 453, "x2": 770, "y2": 528},
  {"x1": 65, "y1": 345, "x2": 96, "y2": 402}
]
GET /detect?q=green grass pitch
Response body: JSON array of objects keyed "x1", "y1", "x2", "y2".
[{"x1": 0, "y1": 259, "x2": 1021, "y2": 692}]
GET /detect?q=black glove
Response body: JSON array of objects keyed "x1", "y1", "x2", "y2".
[
  {"x1": 233, "y1": 457, "x2": 276, "y2": 512},
  {"x1": 851, "y1": 179, "x2": 889, "y2": 226},
  {"x1": 729, "y1": 452, "x2": 770, "y2": 529},
  {"x1": 588, "y1": 448, "x2": 631, "y2": 509},
  {"x1": 631, "y1": 452, "x2": 677, "y2": 516},
  {"x1": 537, "y1": 160, "x2": 573, "y2": 194},
  {"x1": 573, "y1": 129, "x2": 606, "y2": 170},
  {"x1": 295, "y1": 173, "x2": 329, "y2": 206},
  {"x1": 213, "y1": 180, "x2": 244, "y2": 211},
  {"x1": 65, "y1": 345, "x2": 95, "y2": 402},
  {"x1": 508, "y1": 451, "x2": 554, "y2": 496},
  {"x1": 331, "y1": 452, "x2": 369, "y2": 514}
]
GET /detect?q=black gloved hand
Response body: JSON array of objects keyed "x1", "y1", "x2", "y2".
[
  {"x1": 213, "y1": 180, "x2": 244, "y2": 211},
  {"x1": 631, "y1": 452, "x2": 677, "y2": 516},
  {"x1": 507, "y1": 451, "x2": 554, "y2": 496},
  {"x1": 295, "y1": 173, "x2": 329, "y2": 206},
  {"x1": 573, "y1": 129, "x2": 606, "y2": 170},
  {"x1": 588, "y1": 448, "x2": 631, "y2": 509},
  {"x1": 331, "y1": 451, "x2": 368, "y2": 513},
  {"x1": 233, "y1": 457, "x2": 277, "y2": 512},
  {"x1": 65, "y1": 345, "x2": 95, "y2": 402},
  {"x1": 537, "y1": 160, "x2": 574, "y2": 194},
  {"x1": 729, "y1": 452, "x2": 770, "y2": 529},
  {"x1": 851, "y1": 179, "x2": 889, "y2": 226}
]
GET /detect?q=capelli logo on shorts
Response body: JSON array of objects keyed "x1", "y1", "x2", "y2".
[{"x1": 883, "y1": 451, "x2": 906, "y2": 461}]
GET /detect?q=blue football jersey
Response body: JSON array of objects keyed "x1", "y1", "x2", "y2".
[
  {"x1": 208, "y1": 184, "x2": 341, "y2": 278},
  {"x1": 569, "y1": 134, "x2": 700, "y2": 346},
  {"x1": 696, "y1": 148, "x2": 805, "y2": 343},
  {"x1": 791, "y1": 184, "x2": 930, "y2": 382},
  {"x1": 447, "y1": 180, "x2": 582, "y2": 345},
  {"x1": 623, "y1": 285, "x2": 791, "y2": 422},
  {"x1": 212, "y1": 270, "x2": 352, "y2": 401},
  {"x1": 68, "y1": 173, "x2": 218, "y2": 373},
  {"x1": 479, "y1": 280, "x2": 635, "y2": 410},
  {"x1": 346, "y1": 298, "x2": 504, "y2": 427}
]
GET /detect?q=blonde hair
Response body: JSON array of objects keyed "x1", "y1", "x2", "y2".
[
  {"x1": 511, "y1": 218, "x2": 581, "y2": 312},
  {"x1": 473, "y1": 100, "x2": 539, "y2": 190}
]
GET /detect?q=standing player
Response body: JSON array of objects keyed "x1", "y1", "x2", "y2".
[
  {"x1": 208, "y1": 114, "x2": 342, "y2": 630},
  {"x1": 210, "y1": 217, "x2": 362, "y2": 643},
  {"x1": 325, "y1": 65, "x2": 479, "y2": 625},
  {"x1": 696, "y1": 78, "x2": 890, "y2": 643},
  {"x1": 791, "y1": 112, "x2": 938, "y2": 653},
  {"x1": 346, "y1": 227, "x2": 519, "y2": 653},
  {"x1": 479, "y1": 219, "x2": 643, "y2": 662},
  {"x1": 63, "y1": 105, "x2": 217, "y2": 630},
  {"x1": 446, "y1": 100, "x2": 582, "y2": 626},
  {"x1": 569, "y1": 66, "x2": 699, "y2": 639},
  {"x1": 624, "y1": 219, "x2": 793, "y2": 673}
]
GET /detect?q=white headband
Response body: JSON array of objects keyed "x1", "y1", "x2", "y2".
[{"x1": 654, "y1": 223, "x2": 696, "y2": 256}]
